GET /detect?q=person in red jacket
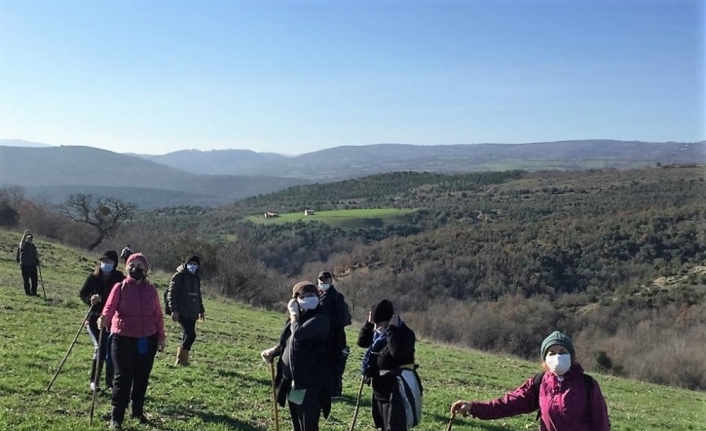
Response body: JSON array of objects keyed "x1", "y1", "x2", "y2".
[
  {"x1": 98, "y1": 253, "x2": 165, "y2": 430},
  {"x1": 450, "y1": 331, "x2": 610, "y2": 431}
]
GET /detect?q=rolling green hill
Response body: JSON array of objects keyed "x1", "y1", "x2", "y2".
[{"x1": 0, "y1": 230, "x2": 704, "y2": 430}]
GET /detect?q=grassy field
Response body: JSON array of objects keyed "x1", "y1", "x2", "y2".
[
  {"x1": 1, "y1": 230, "x2": 705, "y2": 430},
  {"x1": 246, "y1": 208, "x2": 417, "y2": 228}
]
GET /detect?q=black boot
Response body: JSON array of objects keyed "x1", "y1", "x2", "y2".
[{"x1": 109, "y1": 407, "x2": 124, "y2": 429}]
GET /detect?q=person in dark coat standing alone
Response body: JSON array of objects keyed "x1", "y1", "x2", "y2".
[
  {"x1": 358, "y1": 299, "x2": 422, "y2": 431},
  {"x1": 261, "y1": 281, "x2": 332, "y2": 431},
  {"x1": 166, "y1": 255, "x2": 205, "y2": 366},
  {"x1": 79, "y1": 250, "x2": 125, "y2": 392},
  {"x1": 16, "y1": 230, "x2": 40, "y2": 296},
  {"x1": 316, "y1": 270, "x2": 351, "y2": 398}
]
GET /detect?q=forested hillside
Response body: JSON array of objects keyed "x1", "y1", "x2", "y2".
[{"x1": 4, "y1": 165, "x2": 705, "y2": 390}]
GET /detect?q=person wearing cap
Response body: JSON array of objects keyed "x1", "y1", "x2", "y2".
[
  {"x1": 316, "y1": 270, "x2": 351, "y2": 398},
  {"x1": 16, "y1": 229, "x2": 40, "y2": 296},
  {"x1": 450, "y1": 330, "x2": 610, "y2": 431},
  {"x1": 98, "y1": 253, "x2": 165, "y2": 430},
  {"x1": 79, "y1": 250, "x2": 125, "y2": 392},
  {"x1": 166, "y1": 255, "x2": 205, "y2": 366},
  {"x1": 357, "y1": 299, "x2": 422, "y2": 431},
  {"x1": 119, "y1": 245, "x2": 133, "y2": 268},
  {"x1": 260, "y1": 281, "x2": 332, "y2": 431}
]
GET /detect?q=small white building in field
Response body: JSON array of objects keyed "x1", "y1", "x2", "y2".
[{"x1": 304, "y1": 209, "x2": 315, "y2": 216}]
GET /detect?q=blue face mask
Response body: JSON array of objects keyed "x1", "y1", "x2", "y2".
[
  {"x1": 100, "y1": 262, "x2": 114, "y2": 273},
  {"x1": 187, "y1": 263, "x2": 198, "y2": 274}
]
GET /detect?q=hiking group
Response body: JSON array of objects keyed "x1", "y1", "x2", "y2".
[{"x1": 23, "y1": 234, "x2": 610, "y2": 430}]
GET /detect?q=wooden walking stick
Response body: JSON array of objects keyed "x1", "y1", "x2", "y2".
[
  {"x1": 445, "y1": 412, "x2": 456, "y2": 431},
  {"x1": 38, "y1": 264, "x2": 46, "y2": 300},
  {"x1": 269, "y1": 360, "x2": 280, "y2": 431},
  {"x1": 89, "y1": 328, "x2": 105, "y2": 425},
  {"x1": 349, "y1": 376, "x2": 366, "y2": 431},
  {"x1": 46, "y1": 306, "x2": 94, "y2": 391}
]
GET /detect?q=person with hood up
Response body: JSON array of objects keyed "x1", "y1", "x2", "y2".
[
  {"x1": 450, "y1": 331, "x2": 610, "y2": 431},
  {"x1": 98, "y1": 253, "x2": 165, "y2": 430},
  {"x1": 260, "y1": 281, "x2": 332, "y2": 431},
  {"x1": 316, "y1": 270, "x2": 351, "y2": 398},
  {"x1": 79, "y1": 250, "x2": 125, "y2": 392},
  {"x1": 357, "y1": 299, "x2": 422, "y2": 431},
  {"x1": 166, "y1": 255, "x2": 204, "y2": 366},
  {"x1": 16, "y1": 230, "x2": 40, "y2": 296}
]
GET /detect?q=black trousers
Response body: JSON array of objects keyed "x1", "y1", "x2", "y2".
[
  {"x1": 329, "y1": 348, "x2": 348, "y2": 396},
  {"x1": 87, "y1": 320, "x2": 114, "y2": 388},
  {"x1": 178, "y1": 317, "x2": 197, "y2": 350},
  {"x1": 372, "y1": 377, "x2": 408, "y2": 431},
  {"x1": 288, "y1": 385, "x2": 325, "y2": 431},
  {"x1": 20, "y1": 264, "x2": 38, "y2": 295},
  {"x1": 110, "y1": 334, "x2": 158, "y2": 420}
]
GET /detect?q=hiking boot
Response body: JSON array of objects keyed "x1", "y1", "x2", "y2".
[
  {"x1": 175, "y1": 347, "x2": 190, "y2": 366},
  {"x1": 131, "y1": 413, "x2": 150, "y2": 424}
]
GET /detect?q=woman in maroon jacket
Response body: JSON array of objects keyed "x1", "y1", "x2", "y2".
[
  {"x1": 451, "y1": 331, "x2": 610, "y2": 431},
  {"x1": 99, "y1": 253, "x2": 165, "y2": 430}
]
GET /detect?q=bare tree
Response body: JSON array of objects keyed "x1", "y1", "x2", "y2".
[{"x1": 62, "y1": 194, "x2": 136, "y2": 251}]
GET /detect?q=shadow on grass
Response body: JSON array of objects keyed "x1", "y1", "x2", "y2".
[
  {"x1": 152, "y1": 409, "x2": 267, "y2": 431},
  {"x1": 430, "y1": 412, "x2": 519, "y2": 431}
]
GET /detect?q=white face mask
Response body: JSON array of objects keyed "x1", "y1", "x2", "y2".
[
  {"x1": 298, "y1": 297, "x2": 320, "y2": 311},
  {"x1": 545, "y1": 353, "x2": 572, "y2": 376},
  {"x1": 187, "y1": 263, "x2": 198, "y2": 274},
  {"x1": 318, "y1": 283, "x2": 330, "y2": 291}
]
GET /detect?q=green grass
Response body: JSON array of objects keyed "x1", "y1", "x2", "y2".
[
  {"x1": 1, "y1": 230, "x2": 704, "y2": 430},
  {"x1": 246, "y1": 208, "x2": 417, "y2": 228}
]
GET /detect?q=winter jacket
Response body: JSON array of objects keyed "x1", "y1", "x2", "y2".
[
  {"x1": 79, "y1": 270, "x2": 126, "y2": 321},
  {"x1": 101, "y1": 277, "x2": 166, "y2": 344},
  {"x1": 166, "y1": 265, "x2": 204, "y2": 321},
  {"x1": 275, "y1": 306, "x2": 331, "y2": 393},
  {"x1": 469, "y1": 364, "x2": 610, "y2": 431},
  {"x1": 16, "y1": 241, "x2": 39, "y2": 266},
  {"x1": 357, "y1": 321, "x2": 416, "y2": 398},
  {"x1": 319, "y1": 285, "x2": 348, "y2": 353}
]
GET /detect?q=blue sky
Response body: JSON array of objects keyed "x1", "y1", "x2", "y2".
[{"x1": 0, "y1": 0, "x2": 703, "y2": 155}]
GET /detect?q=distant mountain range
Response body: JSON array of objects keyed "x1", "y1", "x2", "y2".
[
  {"x1": 0, "y1": 145, "x2": 307, "y2": 209},
  {"x1": 2, "y1": 139, "x2": 704, "y2": 208},
  {"x1": 139, "y1": 140, "x2": 706, "y2": 180}
]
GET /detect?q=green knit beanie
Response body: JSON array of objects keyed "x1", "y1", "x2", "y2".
[{"x1": 540, "y1": 331, "x2": 575, "y2": 359}]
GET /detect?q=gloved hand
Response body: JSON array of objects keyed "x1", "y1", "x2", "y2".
[
  {"x1": 287, "y1": 299, "x2": 300, "y2": 317},
  {"x1": 90, "y1": 294, "x2": 101, "y2": 306},
  {"x1": 260, "y1": 346, "x2": 280, "y2": 363}
]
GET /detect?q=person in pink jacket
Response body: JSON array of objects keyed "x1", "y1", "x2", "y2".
[
  {"x1": 450, "y1": 331, "x2": 610, "y2": 431},
  {"x1": 98, "y1": 253, "x2": 165, "y2": 430}
]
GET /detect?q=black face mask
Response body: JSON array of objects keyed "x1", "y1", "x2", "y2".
[{"x1": 129, "y1": 267, "x2": 145, "y2": 280}]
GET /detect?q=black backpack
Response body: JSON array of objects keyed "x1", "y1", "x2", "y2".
[
  {"x1": 336, "y1": 292, "x2": 352, "y2": 327},
  {"x1": 531, "y1": 371, "x2": 594, "y2": 423}
]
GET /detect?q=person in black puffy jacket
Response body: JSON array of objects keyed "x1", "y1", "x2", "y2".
[
  {"x1": 260, "y1": 281, "x2": 332, "y2": 431},
  {"x1": 166, "y1": 255, "x2": 205, "y2": 366},
  {"x1": 79, "y1": 250, "x2": 125, "y2": 392}
]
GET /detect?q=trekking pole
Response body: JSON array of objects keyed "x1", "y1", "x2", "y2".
[
  {"x1": 38, "y1": 264, "x2": 46, "y2": 300},
  {"x1": 89, "y1": 329, "x2": 104, "y2": 425},
  {"x1": 269, "y1": 361, "x2": 280, "y2": 431},
  {"x1": 46, "y1": 306, "x2": 94, "y2": 391},
  {"x1": 349, "y1": 376, "x2": 366, "y2": 431},
  {"x1": 445, "y1": 412, "x2": 456, "y2": 431}
]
